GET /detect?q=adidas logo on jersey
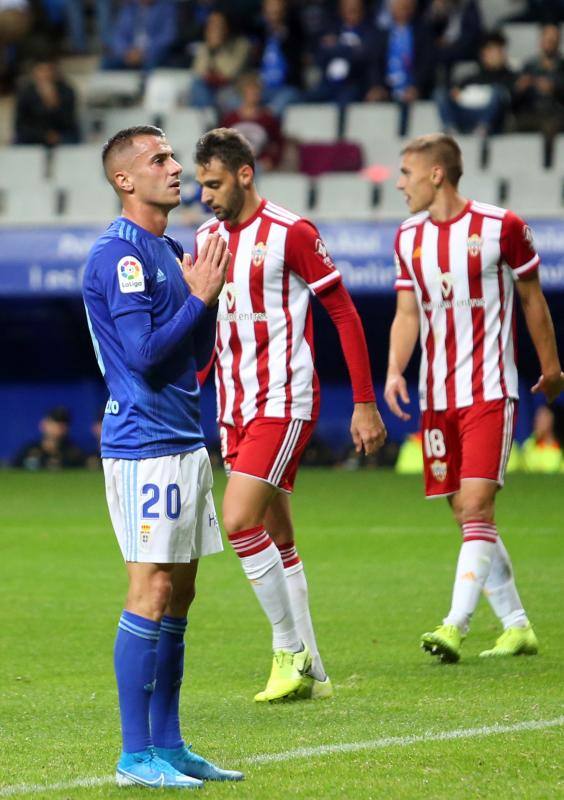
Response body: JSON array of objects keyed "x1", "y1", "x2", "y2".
[{"x1": 156, "y1": 268, "x2": 167, "y2": 283}]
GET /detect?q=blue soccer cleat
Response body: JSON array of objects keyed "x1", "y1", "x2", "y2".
[
  {"x1": 115, "y1": 747, "x2": 203, "y2": 789},
  {"x1": 156, "y1": 744, "x2": 244, "y2": 782}
]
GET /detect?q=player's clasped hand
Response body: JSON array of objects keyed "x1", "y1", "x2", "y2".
[
  {"x1": 350, "y1": 402, "x2": 387, "y2": 455},
  {"x1": 182, "y1": 232, "x2": 231, "y2": 307}
]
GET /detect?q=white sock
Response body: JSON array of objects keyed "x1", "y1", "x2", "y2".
[
  {"x1": 483, "y1": 536, "x2": 528, "y2": 629},
  {"x1": 280, "y1": 550, "x2": 327, "y2": 681},
  {"x1": 229, "y1": 526, "x2": 300, "y2": 652},
  {"x1": 443, "y1": 521, "x2": 497, "y2": 633}
]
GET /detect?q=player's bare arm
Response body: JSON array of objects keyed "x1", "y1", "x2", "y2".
[
  {"x1": 350, "y1": 402, "x2": 387, "y2": 455},
  {"x1": 182, "y1": 233, "x2": 230, "y2": 307},
  {"x1": 516, "y1": 274, "x2": 564, "y2": 402},
  {"x1": 384, "y1": 290, "x2": 420, "y2": 420}
]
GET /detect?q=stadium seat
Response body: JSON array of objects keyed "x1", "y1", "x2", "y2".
[
  {"x1": 143, "y1": 69, "x2": 194, "y2": 114},
  {"x1": 160, "y1": 108, "x2": 216, "y2": 153},
  {"x1": 458, "y1": 173, "x2": 502, "y2": 205},
  {"x1": 550, "y1": 134, "x2": 564, "y2": 171},
  {"x1": 0, "y1": 184, "x2": 59, "y2": 223},
  {"x1": 342, "y1": 103, "x2": 401, "y2": 164},
  {"x1": 377, "y1": 179, "x2": 411, "y2": 218},
  {"x1": 502, "y1": 23, "x2": 540, "y2": 68},
  {"x1": 60, "y1": 183, "x2": 120, "y2": 224},
  {"x1": 0, "y1": 146, "x2": 48, "y2": 188},
  {"x1": 101, "y1": 107, "x2": 160, "y2": 138},
  {"x1": 314, "y1": 173, "x2": 375, "y2": 219},
  {"x1": 256, "y1": 173, "x2": 311, "y2": 216},
  {"x1": 283, "y1": 103, "x2": 340, "y2": 143},
  {"x1": 486, "y1": 134, "x2": 545, "y2": 172},
  {"x1": 51, "y1": 144, "x2": 107, "y2": 189},
  {"x1": 85, "y1": 70, "x2": 143, "y2": 107},
  {"x1": 407, "y1": 101, "x2": 442, "y2": 137},
  {"x1": 457, "y1": 134, "x2": 487, "y2": 172},
  {"x1": 502, "y1": 171, "x2": 563, "y2": 217}
]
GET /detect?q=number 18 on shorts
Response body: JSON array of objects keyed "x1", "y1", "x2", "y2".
[{"x1": 103, "y1": 448, "x2": 223, "y2": 563}]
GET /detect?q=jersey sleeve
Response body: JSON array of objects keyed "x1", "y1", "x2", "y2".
[
  {"x1": 393, "y1": 229, "x2": 414, "y2": 291},
  {"x1": 500, "y1": 211, "x2": 540, "y2": 280},
  {"x1": 94, "y1": 239, "x2": 153, "y2": 319},
  {"x1": 285, "y1": 219, "x2": 342, "y2": 295}
]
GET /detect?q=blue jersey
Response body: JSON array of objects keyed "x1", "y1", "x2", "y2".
[{"x1": 82, "y1": 217, "x2": 216, "y2": 459}]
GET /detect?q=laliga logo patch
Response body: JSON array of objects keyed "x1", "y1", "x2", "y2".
[
  {"x1": 117, "y1": 256, "x2": 145, "y2": 293},
  {"x1": 252, "y1": 241, "x2": 267, "y2": 267},
  {"x1": 467, "y1": 233, "x2": 482, "y2": 257},
  {"x1": 523, "y1": 224, "x2": 535, "y2": 251},
  {"x1": 431, "y1": 459, "x2": 448, "y2": 482},
  {"x1": 315, "y1": 238, "x2": 335, "y2": 269},
  {"x1": 440, "y1": 271, "x2": 453, "y2": 299}
]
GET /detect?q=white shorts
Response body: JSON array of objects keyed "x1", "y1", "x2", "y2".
[{"x1": 102, "y1": 448, "x2": 223, "y2": 564}]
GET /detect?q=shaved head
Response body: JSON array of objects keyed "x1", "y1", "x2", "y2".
[{"x1": 102, "y1": 125, "x2": 166, "y2": 189}]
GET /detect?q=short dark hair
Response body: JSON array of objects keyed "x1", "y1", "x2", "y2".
[
  {"x1": 101, "y1": 125, "x2": 165, "y2": 171},
  {"x1": 480, "y1": 31, "x2": 507, "y2": 49},
  {"x1": 401, "y1": 133, "x2": 463, "y2": 186},
  {"x1": 194, "y1": 128, "x2": 255, "y2": 173}
]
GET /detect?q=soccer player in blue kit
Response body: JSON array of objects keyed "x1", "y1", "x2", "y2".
[{"x1": 82, "y1": 125, "x2": 243, "y2": 789}]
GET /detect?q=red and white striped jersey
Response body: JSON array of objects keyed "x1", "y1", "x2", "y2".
[
  {"x1": 196, "y1": 199, "x2": 342, "y2": 425},
  {"x1": 394, "y1": 200, "x2": 540, "y2": 411}
]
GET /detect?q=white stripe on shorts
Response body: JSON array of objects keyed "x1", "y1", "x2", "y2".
[
  {"x1": 497, "y1": 399, "x2": 514, "y2": 484},
  {"x1": 268, "y1": 420, "x2": 303, "y2": 487}
]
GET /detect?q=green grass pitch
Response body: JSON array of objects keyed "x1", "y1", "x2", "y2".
[{"x1": 1, "y1": 469, "x2": 563, "y2": 799}]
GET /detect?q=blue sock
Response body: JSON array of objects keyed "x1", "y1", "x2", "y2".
[
  {"x1": 150, "y1": 615, "x2": 188, "y2": 749},
  {"x1": 114, "y1": 610, "x2": 161, "y2": 754}
]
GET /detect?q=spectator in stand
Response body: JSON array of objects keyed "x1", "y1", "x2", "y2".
[
  {"x1": 513, "y1": 23, "x2": 564, "y2": 145},
  {"x1": 435, "y1": 32, "x2": 516, "y2": 135},
  {"x1": 221, "y1": 72, "x2": 286, "y2": 171},
  {"x1": 307, "y1": 0, "x2": 376, "y2": 107},
  {"x1": 0, "y1": 0, "x2": 32, "y2": 93},
  {"x1": 366, "y1": 0, "x2": 435, "y2": 106},
  {"x1": 15, "y1": 54, "x2": 80, "y2": 145},
  {"x1": 189, "y1": 9, "x2": 251, "y2": 113},
  {"x1": 522, "y1": 405, "x2": 563, "y2": 472},
  {"x1": 426, "y1": 0, "x2": 483, "y2": 82},
  {"x1": 254, "y1": 0, "x2": 304, "y2": 116},
  {"x1": 103, "y1": 0, "x2": 178, "y2": 71},
  {"x1": 13, "y1": 406, "x2": 85, "y2": 471},
  {"x1": 64, "y1": 0, "x2": 113, "y2": 53}
]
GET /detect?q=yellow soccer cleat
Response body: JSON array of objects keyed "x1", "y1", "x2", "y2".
[
  {"x1": 254, "y1": 645, "x2": 312, "y2": 702},
  {"x1": 421, "y1": 624, "x2": 463, "y2": 663},
  {"x1": 479, "y1": 624, "x2": 539, "y2": 657},
  {"x1": 295, "y1": 674, "x2": 334, "y2": 700}
]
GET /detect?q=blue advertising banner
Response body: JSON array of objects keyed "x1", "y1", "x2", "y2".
[{"x1": 1, "y1": 219, "x2": 564, "y2": 296}]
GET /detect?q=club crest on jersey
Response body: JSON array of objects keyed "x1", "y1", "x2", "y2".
[
  {"x1": 315, "y1": 238, "x2": 335, "y2": 269},
  {"x1": 252, "y1": 241, "x2": 267, "y2": 266},
  {"x1": 431, "y1": 459, "x2": 448, "y2": 482},
  {"x1": 117, "y1": 256, "x2": 145, "y2": 293},
  {"x1": 467, "y1": 233, "x2": 482, "y2": 257},
  {"x1": 523, "y1": 224, "x2": 535, "y2": 251},
  {"x1": 440, "y1": 271, "x2": 453, "y2": 298}
]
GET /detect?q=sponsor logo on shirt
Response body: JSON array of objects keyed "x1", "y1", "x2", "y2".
[
  {"x1": 315, "y1": 238, "x2": 335, "y2": 270},
  {"x1": 252, "y1": 241, "x2": 267, "y2": 266},
  {"x1": 422, "y1": 297, "x2": 485, "y2": 312},
  {"x1": 440, "y1": 271, "x2": 453, "y2": 299},
  {"x1": 218, "y1": 281, "x2": 268, "y2": 322},
  {"x1": 430, "y1": 459, "x2": 447, "y2": 482},
  {"x1": 140, "y1": 523, "x2": 151, "y2": 549},
  {"x1": 117, "y1": 256, "x2": 145, "y2": 293},
  {"x1": 467, "y1": 233, "x2": 482, "y2": 257}
]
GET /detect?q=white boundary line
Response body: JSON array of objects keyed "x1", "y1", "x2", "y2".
[{"x1": 1, "y1": 716, "x2": 563, "y2": 797}]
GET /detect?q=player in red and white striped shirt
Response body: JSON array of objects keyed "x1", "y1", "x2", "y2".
[
  {"x1": 384, "y1": 133, "x2": 564, "y2": 662},
  {"x1": 194, "y1": 128, "x2": 386, "y2": 701}
]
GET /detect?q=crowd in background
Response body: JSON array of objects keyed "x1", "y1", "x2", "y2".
[{"x1": 4, "y1": 0, "x2": 564, "y2": 158}]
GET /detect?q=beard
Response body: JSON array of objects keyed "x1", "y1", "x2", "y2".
[{"x1": 214, "y1": 183, "x2": 245, "y2": 222}]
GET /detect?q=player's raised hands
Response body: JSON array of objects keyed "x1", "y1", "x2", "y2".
[
  {"x1": 384, "y1": 373, "x2": 412, "y2": 420},
  {"x1": 183, "y1": 233, "x2": 230, "y2": 307},
  {"x1": 351, "y1": 402, "x2": 387, "y2": 455},
  {"x1": 531, "y1": 371, "x2": 564, "y2": 403}
]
